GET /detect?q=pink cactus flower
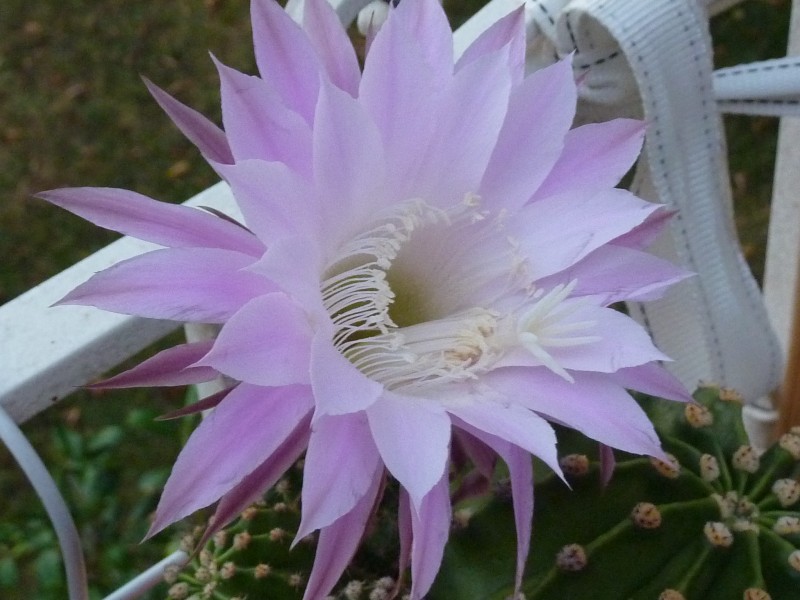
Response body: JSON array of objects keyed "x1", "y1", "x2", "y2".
[{"x1": 39, "y1": 0, "x2": 691, "y2": 597}]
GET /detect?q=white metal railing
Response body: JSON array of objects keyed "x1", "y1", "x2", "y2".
[{"x1": 2, "y1": 0, "x2": 800, "y2": 598}]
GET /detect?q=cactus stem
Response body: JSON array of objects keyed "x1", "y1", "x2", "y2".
[
  {"x1": 744, "y1": 529, "x2": 766, "y2": 591},
  {"x1": 670, "y1": 542, "x2": 713, "y2": 595},
  {"x1": 747, "y1": 449, "x2": 797, "y2": 502}
]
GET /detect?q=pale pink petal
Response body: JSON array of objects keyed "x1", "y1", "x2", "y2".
[
  {"x1": 512, "y1": 188, "x2": 660, "y2": 279},
  {"x1": 408, "y1": 469, "x2": 451, "y2": 600},
  {"x1": 156, "y1": 387, "x2": 233, "y2": 421},
  {"x1": 249, "y1": 236, "x2": 326, "y2": 317},
  {"x1": 456, "y1": 6, "x2": 525, "y2": 84},
  {"x1": 445, "y1": 398, "x2": 560, "y2": 475},
  {"x1": 295, "y1": 412, "x2": 382, "y2": 540},
  {"x1": 37, "y1": 187, "x2": 263, "y2": 256},
  {"x1": 251, "y1": 0, "x2": 321, "y2": 123},
  {"x1": 143, "y1": 77, "x2": 234, "y2": 164},
  {"x1": 455, "y1": 422, "x2": 532, "y2": 596},
  {"x1": 197, "y1": 293, "x2": 312, "y2": 386},
  {"x1": 301, "y1": 0, "x2": 361, "y2": 96},
  {"x1": 453, "y1": 428, "x2": 496, "y2": 480},
  {"x1": 535, "y1": 244, "x2": 692, "y2": 304},
  {"x1": 608, "y1": 362, "x2": 693, "y2": 402},
  {"x1": 599, "y1": 443, "x2": 616, "y2": 487},
  {"x1": 394, "y1": 0, "x2": 454, "y2": 80},
  {"x1": 480, "y1": 58, "x2": 576, "y2": 211},
  {"x1": 366, "y1": 392, "x2": 450, "y2": 507},
  {"x1": 546, "y1": 305, "x2": 671, "y2": 373},
  {"x1": 534, "y1": 119, "x2": 645, "y2": 199},
  {"x1": 416, "y1": 47, "x2": 512, "y2": 206},
  {"x1": 148, "y1": 383, "x2": 314, "y2": 536},
  {"x1": 91, "y1": 341, "x2": 217, "y2": 388},
  {"x1": 612, "y1": 207, "x2": 675, "y2": 250},
  {"x1": 302, "y1": 466, "x2": 384, "y2": 600},
  {"x1": 58, "y1": 247, "x2": 273, "y2": 323},
  {"x1": 213, "y1": 159, "x2": 319, "y2": 243},
  {"x1": 215, "y1": 57, "x2": 312, "y2": 173},
  {"x1": 310, "y1": 333, "x2": 384, "y2": 417},
  {"x1": 359, "y1": 4, "x2": 446, "y2": 200},
  {"x1": 487, "y1": 368, "x2": 665, "y2": 458},
  {"x1": 196, "y1": 412, "x2": 312, "y2": 549},
  {"x1": 312, "y1": 80, "x2": 386, "y2": 236},
  {"x1": 397, "y1": 488, "x2": 412, "y2": 592}
]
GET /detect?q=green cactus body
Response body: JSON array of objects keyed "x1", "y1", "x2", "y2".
[
  {"x1": 430, "y1": 385, "x2": 800, "y2": 600},
  {"x1": 168, "y1": 386, "x2": 800, "y2": 600}
]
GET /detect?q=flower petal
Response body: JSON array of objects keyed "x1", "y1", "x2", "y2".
[
  {"x1": 446, "y1": 398, "x2": 559, "y2": 475},
  {"x1": 456, "y1": 5, "x2": 525, "y2": 84},
  {"x1": 302, "y1": 465, "x2": 384, "y2": 600},
  {"x1": 416, "y1": 46, "x2": 512, "y2": 206},
  {"x1": 37, "y1": 187, "x2": 264, "y2": 256},
  {"x1": 143, "y1": 77, "x2": 234, "y2": 164},
  {"x1": 251, "y1": 0, "x2": 321, "y2": 123},
  {"x1": 608, "y1": 362, "x2": 693, "y2": 402},
  {"x1": 480, "y1": 58, "x2": 576, "y2": 211},
  {"x1": 394, "y1": 0, "x2": 454, "y2": 80},
  {"x1": 249, "y1": 235, "x2": 326, "y2": 316},
  {"x1": 366, "y1": 391, "x2": 450, "y2": 507},
  {"x1": 300, "y1": 0, "x2": 361, "y2": 96},
  {"x1": 197, "y1": 293, "x2": 313, "y2": 386},
  {"x1": 312, "y1": 80, "x2": 386, "y2": 239},
  {"x1": 214, "y1": 159, "x2": 319, "y2": 243},
  {"x1": 295, "y1": 411, "x2": 382, "y2": 540},
  {"x1": 359, "y1": 3, "x2": 446, "y2": 200},
  {"x1": 310, "y1": 333, "x2": 384, "y2": 417},
  {"x1": 58, "y1": 247, "x2": 273, "y2": 323},
  {"x1": 547, "y1": 305, "x2": 671, "y2": 373},
  {"x1": 455, "y1": 422, "x2": 533, "y2": 596},
  {"x1": 91, "y1": 340, "x2": 218, "y2": 388},
  {"x1": 512, "y1": 188, "x2": 660, "y2": 279},
  {"x1": 148, "y1": 383, "x2": 314, "y2": 536},
  {"x1": 195, "y1": 412, "x2": 312, "y2": 549},
  {"x1": 409, "y1": 469, "x2": 451, "y2": 600},
  {"x1": 536, "y1": 244, "x2": 692, "y2": 304},
  {"x1": 487, "y1": 368, "x2": 665, "y2": 458},
  {"x1": 535, "y1": 118, "x2": 645, "y2": 199},
  {"x1": 215, "y1": 57, "x2": 312, "y2": 173}
]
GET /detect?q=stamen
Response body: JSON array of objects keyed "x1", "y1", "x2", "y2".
[{"x1": 516, "y1": 281, "x2": 600, "y2": 381}]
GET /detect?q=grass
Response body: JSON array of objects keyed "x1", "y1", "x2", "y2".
[{"x1": 0, "y1": 0, "x2": 792, "y2": 597}]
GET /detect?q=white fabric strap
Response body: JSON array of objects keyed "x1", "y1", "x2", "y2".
[
  {"x1": 714, "y1": 56, "x2": 800, "y2": 117},
  {"x1": 509, "y1": 0, "x2": 784, "y2": 403}
]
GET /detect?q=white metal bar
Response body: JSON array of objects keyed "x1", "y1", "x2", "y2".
[
  {"x1": 0, "y1": 406, "x2": 88, "y2": 600},
  {"x1": 102, "y1": 551, "x2": 188, "y2": 600},
  {"x1": 0, "y1": 181, "x2": 238, "y2": 424}
]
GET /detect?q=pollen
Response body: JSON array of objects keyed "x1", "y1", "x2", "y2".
[
  {"x1": 684, "y1": 403, "x2": 713, "y2": 427},
  {"x1": 703, "y1": 521, "x2": 734, "y2": 548},
  {"x1": 631, "y1": 502, "x2": 662, "y2": 529},
  {"x1": 559, "y1": 454, "x2": 590, "y2": 476},
  {"x1": 779, "y1": 432, "x2": 800, "y2": 460},
  {"x1": 743, "y1": 589, "x2": 771, "y2": 600},
  {"x1": 650, "y1": 453, "x2": 681, "y2": 479},
  {"x1": 773, "y1": 515, "x2": 800, "y2": 535},
  {"x1": 699, "y1": 454, "x2": 720, "y2": 482},
  {"x1": 555, "y1": 544, "x2": 588, "y2": 571},
  {"x1": 772, "y1": 478, "x2": 800, "y2": 507},
  {"x1": 732, "y1": 445, "x2": 759, "y2": 473},
  {"x1": 658, "y1": 591, "x2": 686, "y2": 600}
]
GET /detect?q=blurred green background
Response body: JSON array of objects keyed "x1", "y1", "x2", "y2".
[{"x1": 0, "y1": 0, "x2": 792, "y2": 597}]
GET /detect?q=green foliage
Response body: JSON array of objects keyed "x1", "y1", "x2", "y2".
[
  {"x1": 431, "y1": 385, "x2": 800, "y2": 600},
  {"x1": 0, "y1": 400, "x2": 188, "y2": 600}
]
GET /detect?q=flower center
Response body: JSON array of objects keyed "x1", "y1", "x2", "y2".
[
  {"x1": 320, "y1": 199, "x2": 504, "y2": 393},
  {"x1": 319, "y1": 197, "x2": 600, "y2": 392}
]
